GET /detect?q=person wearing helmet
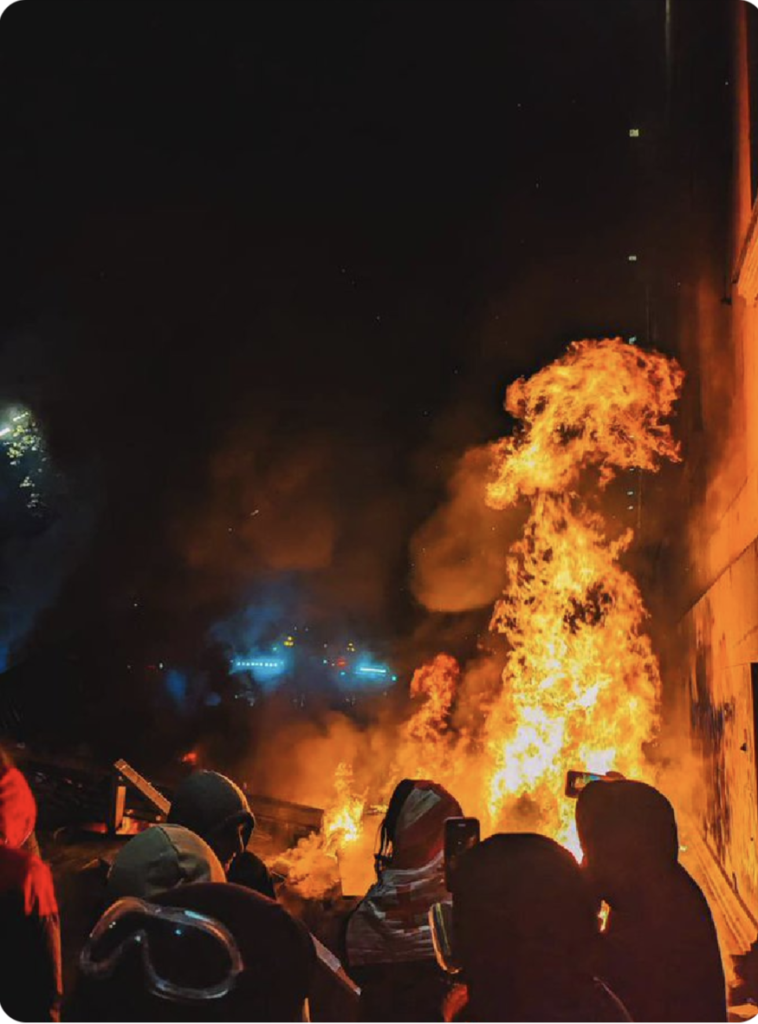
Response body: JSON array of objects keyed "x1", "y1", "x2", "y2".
[
  {"x1": 106, "y1": 823, "x2": 226, "y2": 902},
  {"x1": 167, "y1": 770, "x2": 275, "y2": 898}
]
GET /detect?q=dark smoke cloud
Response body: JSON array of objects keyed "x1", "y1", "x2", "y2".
[
  {"x1": 180, "y1": 425, "x2": 339, "y2": 581},
  {"x1": 0, "y1": 493, "x2": 95, "y2": 669},
  {"x1": 208, "y1": 577, "x2": 300, "y2": 661},
  {"x1": 174, "y1": 414, "x2": 416, "y2": 654}
]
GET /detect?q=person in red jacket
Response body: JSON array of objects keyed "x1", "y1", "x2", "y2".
[{"x1": 0, "y1": 751, "x2": 62, "y2": 1021}]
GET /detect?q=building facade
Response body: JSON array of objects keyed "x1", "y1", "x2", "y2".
[{"x1": 676, "y1": 0, "x2": 758, "y2": 950}]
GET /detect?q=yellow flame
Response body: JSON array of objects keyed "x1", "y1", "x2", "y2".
[
  {"x1": 322, "y1": 762, "x2": 366, "y2": 852},
  {"x1": 482, "y1": 340, "x2": 683, "y2": 851}
]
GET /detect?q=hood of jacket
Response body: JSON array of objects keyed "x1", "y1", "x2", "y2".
[
  {"x1": 576, "y1": 779, "x2": 679, "y2": 904},
  {"x1": 107, "y1": 824, "x2": 226, "y2": 901},
  {"x1": 392, "y1": 780, "x2": 461, "y2": 870},
  {"x1": 167, "y1": 770, "x2": 255, "y2": 848},
  {"x1": 0, "y1": 766, "x2": 36, "y2": 849},
  {"x1": 73, "y1": 882, "x2": 315, "y2": 1023}
]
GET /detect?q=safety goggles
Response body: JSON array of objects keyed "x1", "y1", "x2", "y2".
[{"x1": 80, "y1": 897, "x2": 244, "y2": 1003}]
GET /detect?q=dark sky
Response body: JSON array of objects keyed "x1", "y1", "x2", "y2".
[{"x1": 0, "y1": 1, "x2": 729, "y2": 745}]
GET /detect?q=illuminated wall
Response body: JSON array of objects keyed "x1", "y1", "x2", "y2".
[{"x1": 678, "y1": 0, "x2": 758, "y2": 922}]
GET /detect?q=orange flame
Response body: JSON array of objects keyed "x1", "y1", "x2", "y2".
[
  {"x1": 483, "y1": 339, "x2": 683, "y2": 852},
  {"x1": 486, "y1": 339, "x2": 683, "y2": 507},
  {"x1": 395, "y1": 654, "x2": 461, "y2": 782},
  {"x1": 322, "y1": 762, "x2": 366, "y2": 852},
  {"x1": 407, "y1": 653, "x2": 459, "y2": 738}
]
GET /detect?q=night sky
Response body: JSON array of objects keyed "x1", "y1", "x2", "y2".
[{"x1": 0, "y1": 1, "x2": 730, "y2": 759}]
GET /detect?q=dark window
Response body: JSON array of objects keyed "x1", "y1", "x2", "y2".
[
  {"x1": 750, "y1": 663, "x2": 758, "y2": 786},
  {"x1": 746, "y1": 4, "x2": 758, "y2": 201}
]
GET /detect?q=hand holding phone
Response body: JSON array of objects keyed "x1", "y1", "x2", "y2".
[
  {"x1": 444, "y1": 816, "x2": 480, "y2": 890},
  {"x1": 565, "y1": 769, "x2": 625, "y2": 798}
]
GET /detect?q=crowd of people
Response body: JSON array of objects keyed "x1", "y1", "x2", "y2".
[{"x1": 0, "y1": 747, "x2": 732, "y2": 1022}]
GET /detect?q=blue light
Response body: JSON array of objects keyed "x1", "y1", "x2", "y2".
[
  {"x1": 229, "y1": 651, "x2": 289, "y2": 688},
  {"x1": 165, "y1": 669, "x2": 188, "y2": 708},
  {"x1": 231, "y1": 657, "x2": 285, "y2": 672},
  {"x1": 338, "y1": 659, "x2": 396, "y2": 690}
]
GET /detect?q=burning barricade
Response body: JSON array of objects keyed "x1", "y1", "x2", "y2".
[{"x1": 272, "y1": 338, "x2": 684, "y2": 895}]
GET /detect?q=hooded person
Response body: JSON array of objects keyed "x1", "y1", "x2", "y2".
[
  {"x1": 106, "y1": 824, "x2": 226, "y2": 902},
  {"x1": 68, "y1": 881, "x2": 316, "y2": 1022},
  {"x1": 167, "y1": 770, "x2": 275, "y2": 898},
  {"x1": 344, "y1": 778, "x2": 463, "y2": 1021},
  {"x1": 0, "y1": 755, "x2": 62, "y2": 1021},
  {"x1": 576, "y1": 779, "x2": 727, "y2": 1023},
  {"x1": 446, "y1": 832, "x2": 629, "y2": 1022}
]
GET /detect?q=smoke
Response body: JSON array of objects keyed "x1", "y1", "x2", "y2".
[
  {"x1": 409, "y1": 444, "x2": 525, "y2": 613},
  {"x1": 180, "y1": 425, "x2": 339, "y2": 584},
  {"x1": 209, "y1": 577, "x2": 299, "y2": 657},
  {"x1": 175, "y1": 417, "x2": 413, "y2": 638},
  {"x1": 0, "y1": 497, "x2": 94, "y2": 669},
  {"x1": 451, "y1": 647, "x2": 505, "y2": 736},
  {"x1": 237, "y1": 705, "x2": 392, "y2": 809}
]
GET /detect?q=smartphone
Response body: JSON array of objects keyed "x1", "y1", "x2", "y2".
[
  {"x1": 565, "y1": 769, "x2": 607, "y2": 798},
  {"x1": 444, "y1": 816, "x2": 480, "y2": 890}
]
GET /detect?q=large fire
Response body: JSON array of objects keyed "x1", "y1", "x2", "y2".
[
  {"x1": 273, "y1": 338, "x2": 684, "y2": 890},
  {"x1": 482, "y1": 339, "x2": 684, "y2": 849}
]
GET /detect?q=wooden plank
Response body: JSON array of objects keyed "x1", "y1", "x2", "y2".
[{"x1": 113, "y1": 759, "x2": 170, "y2": 816}]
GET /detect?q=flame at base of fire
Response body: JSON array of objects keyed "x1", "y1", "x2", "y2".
[{"x1": 268, "y1": 762, "x2": 368, "y2": 900}]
